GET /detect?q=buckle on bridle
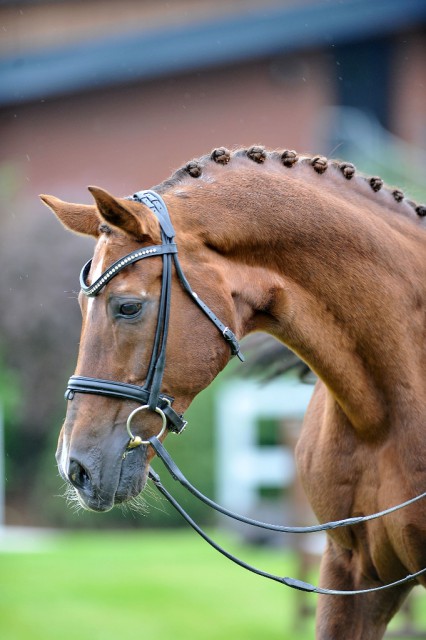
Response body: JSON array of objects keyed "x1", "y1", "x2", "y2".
[{"x1": 223, "y1": 327, "x2": 245, "y2": 362}]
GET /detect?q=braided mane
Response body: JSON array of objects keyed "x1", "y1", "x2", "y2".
[{"x1": 153, "y1": 146, "x2": 426, "y2": 220}]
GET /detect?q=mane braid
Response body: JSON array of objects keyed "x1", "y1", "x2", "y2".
[
  {"x1": 151, "y1": 146, "x2": 426, "y2": 218},
  {"x1": 99, "y1": 223, "x2": 112, "y2": 235}
]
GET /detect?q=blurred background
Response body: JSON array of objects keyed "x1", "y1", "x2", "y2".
[{"x1": 1, "y1": 1, "x2": 426, "y2": 638}]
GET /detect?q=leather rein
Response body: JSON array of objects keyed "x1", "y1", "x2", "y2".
[{"x1": 66, "y1": 189, "x2": 426, "y2": 595}]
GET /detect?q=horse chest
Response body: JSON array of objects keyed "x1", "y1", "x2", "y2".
[{"x1": 296, "y1": 382, "x2": 364, "y2": 525}]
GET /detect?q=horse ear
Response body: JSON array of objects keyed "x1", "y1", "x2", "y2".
[
  {"x1": 40, "y1": 194, "x2": 101, "y2": 237},
  {"x1": 88, "y1": 186, "x2": 161, "y2": 243}
]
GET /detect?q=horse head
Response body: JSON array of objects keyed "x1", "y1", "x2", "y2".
[{"x1": 41, "y1": 187, "x2": 237, "y2": 512}]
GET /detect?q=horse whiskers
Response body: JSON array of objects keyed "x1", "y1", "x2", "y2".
[
  {"x1": 119, "y1": 482, "x2": 169, "y2": 518},
  {"x1": 59, "y1": 479, "x2": 166, "y2": 517},
  {"x1": 119, "y1": 493, "x2": 150, "y2": 517},
  {"x1": 142, "y1": 481, "x2": 170, "y2": 514},
  {"x1": 59, "y1": 482, "x2": 84, "y2": 514},
  {"x1": 59, "y1": 480, "x2": 110, "y2": 514}
]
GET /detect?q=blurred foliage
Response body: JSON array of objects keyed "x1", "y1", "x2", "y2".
[
  {"x1": 0, "y1": 348, "x2": 22, "y2": 487},
  {"x1": 0, "y1": 160, "x2": 93, "y2": 523}
]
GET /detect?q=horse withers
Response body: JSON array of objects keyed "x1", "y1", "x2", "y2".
[{"x1": 41, "y1": 146, "x2": 426, "y2": 639}]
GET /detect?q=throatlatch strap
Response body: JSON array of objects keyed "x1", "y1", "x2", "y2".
[{"x1": 172, "y1": 255, "x2": 244, "y2": 361}]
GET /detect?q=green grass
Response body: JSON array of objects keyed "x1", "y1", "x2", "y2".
[
  {"x1": 0, "y1": 529, "x2": 314, "y2": 640},
  {"x1": 0, "y1": 529, "x2": 424, "y2": 640}
]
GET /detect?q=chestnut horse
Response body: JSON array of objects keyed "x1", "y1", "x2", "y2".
[{"x1": 41, "y1": 146, "x2": 426, "y2": 639}]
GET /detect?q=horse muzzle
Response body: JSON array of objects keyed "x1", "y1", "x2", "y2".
[{"x1": 57, "y1": 433, "x2": 149, "y2": 512}]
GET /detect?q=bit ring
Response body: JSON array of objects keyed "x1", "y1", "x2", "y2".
[{"x1": 126, "y1": 402, "x2": 169, "y2": 448}]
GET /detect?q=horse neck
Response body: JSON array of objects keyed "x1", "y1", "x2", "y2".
[{"x1": 167, "y1": 166, "x2": 426, "y2": 435}]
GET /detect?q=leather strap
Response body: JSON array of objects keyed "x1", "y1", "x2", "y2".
[
  {"x1": 148, "y1": 467, "x2": 426, "y2": 595},
  {"x1": 149, "y1": 436, "x2": 426, "y2": 533},
  {"x1": 80, "y1": 244, "x2": 177, "y2": 297},
  {"x1": 148, "y1": 437, "x2": 426, "y2": 595},
  {"x1": 66, "y1": 376, "x2": 187, "y2": 433},
  {"x1": 132, "y1": 190, "x2": 176, "y2": 239},
  {"x1": 172, "y1": 255, "x2": 244, "y2": 361}
]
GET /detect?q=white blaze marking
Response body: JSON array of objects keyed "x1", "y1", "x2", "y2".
[
  {"x1": 60, "y1": 430, "x2": 69, "y2": 478},
  {"x1": 86, "y1": 258, "x2": 104, "y2": 317},
  {"x1": 60, "y1": 252, "x2": 107, "y2": 479}
]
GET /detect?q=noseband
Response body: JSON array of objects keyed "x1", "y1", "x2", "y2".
[
  {"x1": 66, "y1": 190, "x2": 426, "y2": 595},
  {"x1": 66, "y1": 190, "x2": 244, "y2": 444}
]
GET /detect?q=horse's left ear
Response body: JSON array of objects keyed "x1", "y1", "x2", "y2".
[
  {"x1": 40, "y1": 194, "x2": 101, "y2": 237},
  {"x1": 88, "y1": 186, "x2": 161, "y2": 243}
]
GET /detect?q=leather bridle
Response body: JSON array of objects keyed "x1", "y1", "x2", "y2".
[
  {"x1": 66, "y1": 190, "x2": 244, "y2": 445},
  {"x1": 66, "y1": 189, "x2": 426, "y2": 595}
]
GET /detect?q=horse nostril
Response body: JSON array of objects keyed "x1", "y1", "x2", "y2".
[{"x1": 68, "y1": 458, "x2": 91, "y2": 490}]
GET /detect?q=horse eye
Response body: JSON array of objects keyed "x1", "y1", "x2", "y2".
[{"x1": 119, "y1": 302, "x2": 143, "y2": 317}]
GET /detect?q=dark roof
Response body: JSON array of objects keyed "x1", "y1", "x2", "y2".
[{"x1": 1, "y1": 0, "x2": 426, "y2": 106}]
